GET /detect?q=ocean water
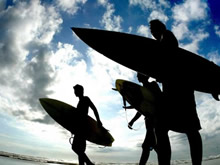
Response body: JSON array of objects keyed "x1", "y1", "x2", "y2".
[
  {"x1": 0, "y1": 156, "x2": 71, "y2": 165},
  {"x1": 1, "y1": 155, "x2": 220, "y2": 165},
  {"x1": 0, "y1": 156, "x2": 139, "y2": 165}
]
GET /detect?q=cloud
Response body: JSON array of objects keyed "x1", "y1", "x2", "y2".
[
  {"x1": 97, "y1": 0, "x2": 108, "y2": 6},
  {"x1": 197, "y1": 95, "x2": 220, "y2": 138},
  {"x1": 172, "y1": 0, "x2": 208, "y2": 23},
  {"x1": 129, "y1": 0, "x2": 157, "y2": 10},
  {"x1": 83, "y1": 48, "x2": 135, "y2": 111},
  {"x1": 0, "y1": 0, "x2": 6, "y2": 11},
  {"x1": 207, "y1": 51, "x2": 220, "y2": 65},
  {"x1": 137, "y1": 25, "x2": 151, "y2": 38},
  {"x1": 55, "y1": 0, "x2": 87, "y2": 15},
  {"x1": 99, "y1": 1, "x2": 123, "y2": 31},
  {"x1": 172, "y1": 22, "x2": 189, "y2": 41},
  {"x1": 171, "y1": 0, "x2": 209, "y2": 53},
  {"x1": 128, "y1": 0, "x2": 170, "y2": 11},
  {"x1": 148, "y1": 10, "x2": 168, "y2": 23},
  {"x1": 129, "y1": 0, "x2": 169, "y2": 23},
  {"x1": 214, "y1": 25, "x2": 220, "y2": 38},
  {"x1": 172, "y1": 1, "x2": 208, "y2": 36},
  {"x1": 180, "y1": 29, "x2": 209, "y2": 53},
  {"x1": 0, "y1": 0, "x2": 62, "y2": 122}
]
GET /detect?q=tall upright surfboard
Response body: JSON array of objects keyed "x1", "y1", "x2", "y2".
[
  {"x1": 39, "y1": 98, "x2": 114, "y2": 146},
  {"x1": 72, "y1": 27, "x2": 220, "y2": 96}
]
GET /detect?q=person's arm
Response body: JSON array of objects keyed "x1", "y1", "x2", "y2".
[
  {"x1": 128, "y1": 112, "x2": 141, "y2": 129},
  {"x1": 89, "y1": 98, "x2": 103, "y2": 126},
  {"x1": 123, "y1": 105, "x2": 134, "y2": 109}
]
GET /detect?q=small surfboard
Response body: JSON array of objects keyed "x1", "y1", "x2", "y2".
[
  {"x1": 115, "y1": 79, "x2": 157, "y2": 116},
  {"x1": 39, "y1": 98, "x2": 114, "y2": 146},
  {"x1": 72, "y1": 27, "x2": 220, "y2": 96}
]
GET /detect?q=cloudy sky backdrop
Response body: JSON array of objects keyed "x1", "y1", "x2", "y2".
[{"x1": 0, "y1": 0, "x2": 220, "y2": 164}]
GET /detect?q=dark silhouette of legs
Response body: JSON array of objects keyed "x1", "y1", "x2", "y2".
[
  {"x1": 72, "y1": 135, "x2": 95, "y2": 165},
  {"x1": 139, "y1": 147, "x2": 150, "y2": 165},
  {"x1": 72, "y1": 144, "x2": 95, "y2": 165},
  {"x1": 186, "y1": 131, "x2": 202, "y2": 165},
  {"x1": 155, "y1": 128, "x2": 171, "y2": 165},
  {"x1": 139, "y1": 121, "x2": 157, "y2": 165}
]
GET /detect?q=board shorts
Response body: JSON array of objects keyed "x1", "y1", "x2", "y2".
[{"x1": 156, "y1": 100, "x2": 201, "y2": 133}]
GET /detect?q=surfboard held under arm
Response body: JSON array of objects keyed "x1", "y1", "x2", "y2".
[{"x1": 39, "y1": 98, "x2": 114, "y2": 147}]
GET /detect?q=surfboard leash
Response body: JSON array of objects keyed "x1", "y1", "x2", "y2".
[{"x1": 122, "y1": 96, "x2": 143, "y2": 131}]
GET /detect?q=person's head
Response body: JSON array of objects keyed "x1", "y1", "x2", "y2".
[
  {"x1": 73, "y1": 84, "x2": 84, "y2": 97},
  {"x1": 149, "y1": 19, "x2": 166, "y2": 40},
  {"x1": 137, "y1": 72, "x2": 150, "y2": 83}
]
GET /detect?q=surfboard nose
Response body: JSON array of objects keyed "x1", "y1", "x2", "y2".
[{"x1": 115, "y1": 79, "x2": 124, "y2": 92}]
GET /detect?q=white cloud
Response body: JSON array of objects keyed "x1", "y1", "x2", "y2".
[
  {"x1": 172, "y1": 0, "x2": 208, "y2": 23},
  {"x1": 148, "y1": 10, "x2": 168, "y2": 23},
  {"x1": 158, "y1": 0, "x2": 170, "y2": 8},
  {"x1": 0, "y1": 0, "x2": 61, "y2": 70},
  {"x1": 55, "y1": 0, "x2": 87, "y2": 15},
  {"x1": 137, "y1": 25, "x2": 151, "y2": 38},
  {"x1": 129, "y1": 0, "x2": 169, "y2": 29},
  {"x1": 97, "y1": 0, "x2": 108, "y2": 6},
  {"x1": 50, "y1": 42, "x2": 81, "y2": 69},
  {"x1": 207, "y1": 51, "x2": 220, "y2": 65},
  {"x1": 99, "y1": 1, "x2": 123, "y2": 31},
  {"x1": 85, "y1": 48, "x2": 135, "y2": 109},
  {"x1": 171, "y1": 0, "x2": 209, "y2": 51},
  {"x1": 172, "y1": 22, "x2": 189, "y2": 41},
  {"x1": 129, "y1": 0, "x2": 157, "y2": 10},
  {"x1": 214, "y1": 25, "x2": 220, "y2": 38},
  {"x1": 0, "y1": 0, "x2": 62, "y2": 122},
  {"x1": 197, "y1": 94, "x2": 220, "y2": 138},
  {"x1": 129, "y1": 0, "x2": 170, "y2": 16},
  {"x1": 180, "y1": 29, "x2": 209, "y2": 53},
  {"x1": 128, "y1": 26, "x2": 133, "y2": 33}
]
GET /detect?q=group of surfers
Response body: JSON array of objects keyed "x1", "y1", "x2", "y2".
[{"x1": 71, "y1": 19, "x2": 203, "y2": 165}]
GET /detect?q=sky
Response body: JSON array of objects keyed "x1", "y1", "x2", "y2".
[{"x1": 0, "y1": 0, "x2": 220, "y2": 164}]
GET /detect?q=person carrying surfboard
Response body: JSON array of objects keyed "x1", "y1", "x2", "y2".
[
  {"x1": 150, "y1": 19, "x2": 203, "y2": 165},
  {"x1": 126, "y1": 72, "x2": 161, "y2": 165},
  {"x1": 72, "y1": 84, "x2": 103, "y2": 165}
]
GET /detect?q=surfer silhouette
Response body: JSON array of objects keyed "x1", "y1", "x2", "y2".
[
  {"x1": 150, "y1": 19, "x2": 178, "y2": 48},
  {"x1": 72, "y1": 84, "x2": 102, "y2": 165},
  {"x1": 126, "y1": 73, "x2": 161, "y2": 165},
  {"x1": 150, "y1": 19, "x2": 203, "y2": 165}
]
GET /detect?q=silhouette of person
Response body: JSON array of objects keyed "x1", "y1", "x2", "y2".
[
  {"x1": 150, "y1": 19, "x2": 202, "y2": 165},
  {"x1": 126, "y1": 73, "x2": 161, "y2": 165},
  {"x1": 72, "y1": 84, "x2": 102, "y2": 165}
]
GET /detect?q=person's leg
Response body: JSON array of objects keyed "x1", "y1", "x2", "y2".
[
  {"x1": 72, "y1": 136, "x2": 87, "y2": 165},
  {"x1": 83, "y1": 153, "x2": 94, "y2": 165},
  {"x1": 78, "y1": 155, "x2": 85, "y2": 165},
  {"x1": 139, "y1": 147, "x2": 150, "y2": 165},
  {"x1": 155, "y1": 128, "x2": 171, "y2": 165},
  {"x1": 139, "y1": 126, "x2": 156, "y2": 165},
  {"x1": 186, "y1": 131, "x2": 202, "y2": 165}
]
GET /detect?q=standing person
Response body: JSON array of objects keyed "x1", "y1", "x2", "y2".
[
  {"x1": 149, "y1": 19, "x2": 203, "y2": 165},
  {"x1": 127, "y1": 73, "x2": 161, "y2": 165},
  {"x1": 72, "y1": 84, "x2": 102, "y2": 165}
]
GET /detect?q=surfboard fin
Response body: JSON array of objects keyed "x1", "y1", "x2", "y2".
[{"x1": 212, "y1": 93, "x2": 219, "y2": 101}]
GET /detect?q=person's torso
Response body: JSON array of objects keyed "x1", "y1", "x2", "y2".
[{"x1": 77, "y1": 96, "x2": 90, "y2": 116}]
